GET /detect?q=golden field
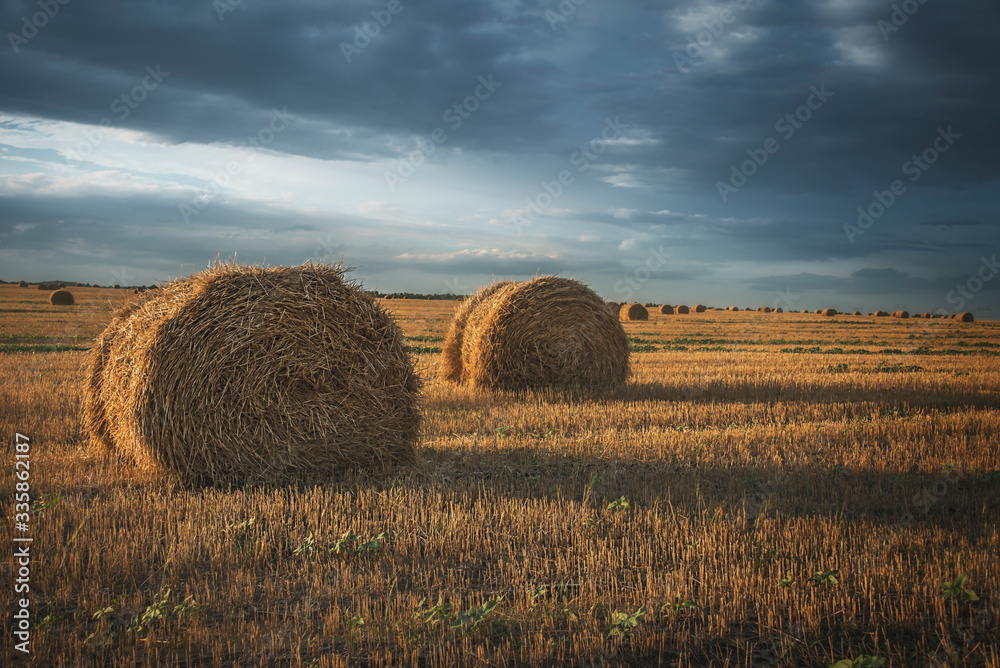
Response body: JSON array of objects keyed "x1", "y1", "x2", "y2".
[{"x1": 1, "y1": 284, "x2": 998, "y2": 667}]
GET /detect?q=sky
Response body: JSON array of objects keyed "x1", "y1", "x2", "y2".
[{"x1": 0, "y1": 0, "x2": 998, "y2": 317}]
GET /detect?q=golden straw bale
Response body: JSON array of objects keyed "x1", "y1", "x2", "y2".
[
  {"x1": 659, "y1": 304, "x2": 674, "y2": 315},
  {"x1": 48, "y1": 290, "x2": 74, "y2": 305},
  {"x1": 620, "y1": 302, "x2": 649, "y2": 321},
  {"x1": 957, "y1": 312, "x2": 974, "y2": 322},
  {"x1": 442, "y1": 277, "x2": 629, "y2": 392},
  {"x1": 692, "y1": 304, "x2": 706, "y2": 312},
  {"x1": 822, "y1": 308, "x2": 836, "y2": 316},
  {"x1": 83, "y1": 262, "x2": 420, "y2": 486},
  {"x1": 442, "y1": 281, "x2": 515, "y2": 384},
  {"x1": 675, "y1": 305, "x2": 689, "y2": 314}
]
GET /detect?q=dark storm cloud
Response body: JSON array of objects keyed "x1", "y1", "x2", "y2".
[
  {"x1": 3, "y1": 0, "x2": 998, "y2": 184},
  {"x1": 0, "y1": 0, "x2": 562, "y2": 160}
]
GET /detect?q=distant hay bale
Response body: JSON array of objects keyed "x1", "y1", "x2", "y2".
[
  {"x1": 49, "y1": 290, "x2": 74, "y2": 305},
  {"x1": 957, "y1": 312, "x2": 974, "y2": 322},
  {"x1": 82, "y1": 262, "x2": 420, "y2": 486},
  {"x1": 37, "y1": 284, "x2": 49, "y2": 290},
  {"x1": 775, "y1": 307, "x2": 783, "y2": 313},
  {"x1": 822, "y1": 308, "x2": 836, "y2": 316},
  {"x1": 743, "y1": 307, "x2": 751, "y2": 311},
  {"x1": 875, "y1": 311, "x2": 888, "y2": 317},
  {"x1": 893, "y1": 310, "x2": 909, "y2": 319},
  {"x1": 18, "y1": 280, "x2": 28, "y2": 287},
  {"x1": 442, "y1": 281, "x2": 515, "y2": 384},
  {"x1": 853, "y1": 311, "x2": 862, "y2": 315},
  {"x1": 659, "y1": 304, "x2": 674, "y2": 315},
  {"x1": 605, "y1": 301, "x2": 620, "y2": 315},
  {"x1": 676, "y1": 305, "x2": 689, "y2": 314},
  {"x1": 692, "y1": 304, "x2": 706, "y2": 312},
  {"x1": 620, "y1": 302, "x2": 650, "y2": 321},
  {"x1": 441, "y1": 277, "x2": 629, "y2": 392},
  {"x1": 57, "y1": 283, "x2": 66, "y2": 288}
]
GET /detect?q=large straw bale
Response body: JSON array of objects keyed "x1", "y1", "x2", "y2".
[
  {"x1": 442, "y1": 277, "x2": 629, "y2": 392},
  {"x1": 82, "y1": 262, "x2": 420, "y2": 485}
]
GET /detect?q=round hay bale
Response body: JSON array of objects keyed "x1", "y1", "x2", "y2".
[
  {"x1": 821, "y1": 308, "x2": 836, "y2": 316},
  {"x1": 442, "y1": 282, "x2": 516, "y2": 384},
  {"x1": 620, "y1": 302, "x2": 649, "y2": 321},
  {"x1": 37, "y1": 283, "x2": 49, "y2": 290},
  {"x1": 605, "y1": 301, "x2": 620, "y2": 315},
  {"x1": 875, "y1": 311, "x2": 888, "y2": 317},
  {"x1": 676, "y1": 305, "x2": 689, "y2": 314},
  {"x1": 775, "y1": 307, "x2": 783, "y2": 313},
  {"x1": 894, "y1": 310, "x2": 909, "y2": 319},
  {"x1": 853, "y1": 311, "x2": 862, "y2": 316},
  {"x1": 18, "y1": 280, "x2": 28, "y2": 288},
  {"x1": 82, "y1": 263, "x2": 420, "y2": 486},
  {"x1": 957, "y1": 312, "x2": 974, "y2": 322},
  {"x1": 442, "y1": 276, "x2": 629, "y2": 392},
  {"x1": 49, "y1": 290, "x2": 74, "y2": 305},
  {"x1": 692, "y1": 304, "x2": 706, "y2": 313},
  {"x1": 658, "y1": 304, "x2": 674, "y2": 315}
]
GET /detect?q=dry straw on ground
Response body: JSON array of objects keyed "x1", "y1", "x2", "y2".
[
  {"x1": 48, "y1": 289, "x2": 74, "y2": 305},
  {"x1": 442, "y1": 277, "x2": 630, "y2": 392},
  {"x1": 82, "y1": 262, "x2": 420, "y2": 486},
  {"x1": 658, "y1": 304, "x2": 674, "y2": 315}
]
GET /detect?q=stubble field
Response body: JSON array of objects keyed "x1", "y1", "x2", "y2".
[{"x1": 1, "y1": 284, "x2": 998, "y2": 666}]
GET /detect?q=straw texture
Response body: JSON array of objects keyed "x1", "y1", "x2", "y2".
[
  {"x1": 442, "y1": 277, "x2": 630, "y2": 392},
  {"x1": 82, "y1": 262, "x2": 420, "y2": 486}
]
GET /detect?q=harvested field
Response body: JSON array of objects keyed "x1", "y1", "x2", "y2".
[{"x1": 1, "y1": 286, "x2": 998, "y2": 667}]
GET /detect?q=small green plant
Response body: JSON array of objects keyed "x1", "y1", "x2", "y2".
[
  {"x1": 827, "y1": 363, "x2": 849, "y2": 373},
  {"x1": 32, "y1": 493, "x2": 62, "y2": 518},
  {"x1": 606, "y1": 496, "x2": 631, "y2": 513},
  {"x1": 332, "y1": 531, "x2": 388, "y2": 557},
  {"x1": 608, "y1": 605, "x2": 645, "y2": 638},
  {"x1": 810, "y1": 569, "x2": 840, "y2": 587},
  {"x1": 941, "y1": 572, "x2": 979, "y2": 604},
  {"x1": 293, "y1": 532, "x2": 318, "y2": 558},
  {"x1": 829, "y1": 657, "x2": 886, "y2": 667},
  {"x1": 494, "y1": 425, "x2": 511, "y2": 437},
  {"x1": 527, "y1": 585, "x2": 547, "y2": 609},
  {"x1": 408, "y1": 345, "x2": 442, "y2": 354},
  {"x1": 452, "y1": 596, "x2": 502, "y2": 632},
  {"x1": 660, "y1": 594, "x2": 699, "y2": 616},
  {"x1": 414, "y1": 595, "x2": 503, "y2": 634},
  {"x1": 778, "y1": 576, "x2": 797, "y2": 588},
  {"x1": 87, "y1": 587, "x2": 198, "y2": 645}
]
